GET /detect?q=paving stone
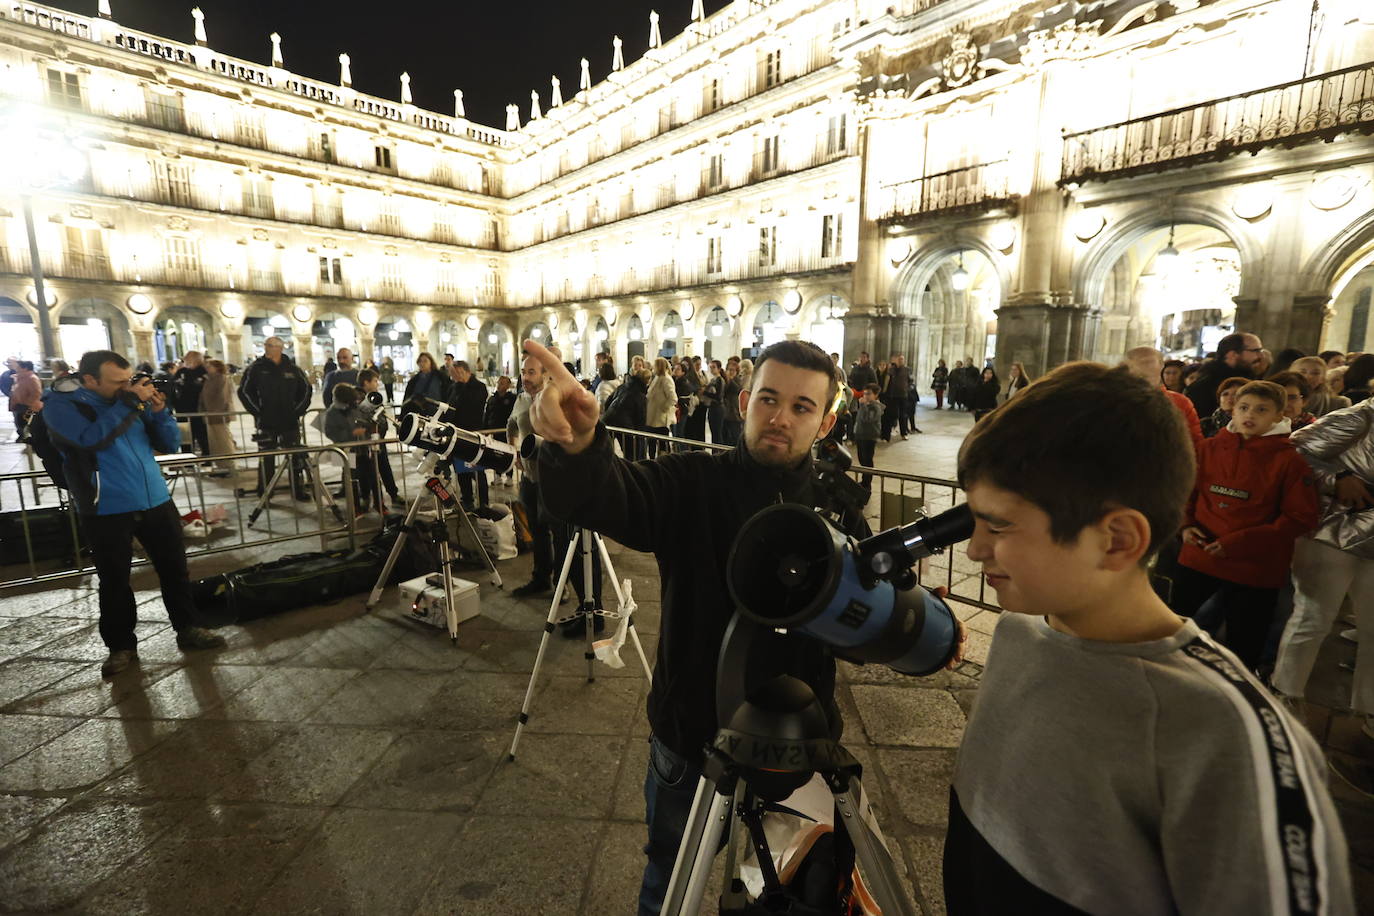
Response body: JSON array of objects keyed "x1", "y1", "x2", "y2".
[
  {"x1": 525, "y1": 674, "x2": 643, "y2": 736},
  {"x1": 213, "y1": 724, "x2": 398, "y2": 806},
  {"x1": 79, "y1": 802, "x2": 328, "y2": 916},
  {"x1": 204, "y1": 665, "x2": 359, "y2": 723},
  {"x1": 27, "y1": 619, "x2": 171, "y2": 662},
  {"x1": 838, "y1": 659, "x2": 979, "y2": 690},
  {"x1": 873, "y1": 749, "x2": 957, "y2": 827},
  {"x1": 585, "y1": 821, "x2": 647, "y2": 915},
  {"x1": 3, "y1": 661, "x2": 181, "y2": 718},
  {"x1": 611, "y1": 735, "x2": 651, "y2": 821},
  {"x1": 0, "y1": 657, "x2": 87, "y2": 707},
  {"x1": 0, "y1": 716, "x2": 181, "y2": 793},
  {"x1": 98, "y1": 662, "x2": 267, "y2": 720},
  {"x1": 0, "y1": 712, "x2": 80, "y2": 766},
  {"x1": 0, "y1": 615, "x2": 89, "y2": 661},
  {"x1": 260, "y1": 808, "x2": 464, "y2": 913},
  {"x1": 366, "y1": 626, "x2": 475, "y2": 671},
  {"x1": 97, "y1": 720, "x2": 290, "y2": 800},
  {"x1": 340, "y1": 730, "x2": 504, "y2": 813},
  {"x1": 851, "y1": 686, "x2": 966, "y2": 748},
  {"x1": 284, "y1": 618, "x2": 405, "y2": 668},
  {"x1": 903, "y1": 833, "x2": 948, "y2": 916},
  {"x1": 419, "y1": 670, "x2": 542, "y2": 732},
  {"x1": 478, "y1": 733, "x2": 626, "y2": 819},
  {"x1": 413, "y1": 816, "x2": 591, "y2": 916},
  {"x1": 0, "y1": 792, "x2": 66, "y2": 854},
  {"x1": 0, "y1": 797, "x2": 190, "y2": 911},
  {"x1": 305, "y1": 667, "x2": 450, "y2": 728}
]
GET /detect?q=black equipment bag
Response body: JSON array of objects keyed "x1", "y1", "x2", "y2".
[
  {"x1": 0, "y1": 505, "x2": 82, "y2": 567},
  {"x1": 27, "y1": 400, "x2": 96, "y2": 491}
]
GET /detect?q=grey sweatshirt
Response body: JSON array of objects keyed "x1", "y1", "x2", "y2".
[{"x1": 946, "y1": 613, "x2": 1352, "y2": 916}]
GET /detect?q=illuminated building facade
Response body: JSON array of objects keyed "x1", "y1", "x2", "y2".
[{"x1": 0, "y1": 0, "x2": 1371, "y2": 381}]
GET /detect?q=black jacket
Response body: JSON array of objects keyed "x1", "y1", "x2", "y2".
[
  {"x1": 403, "y1": 370, "x2": 452, "y2": 408},
  {"x1": 539, "y1": 425, "x2": 846, "y2": 759},
  {"x1": 1186, "y1": 360, "x2": 1253, "y2": 419},
  {"x1": 172, "y1": 365, "x2": 206, "y2": 413},
  {"x1": 237, "y1": 355, "x2": 310, "y2": 431},
  {"x1": 604, "y1": 375, "x2": 648, "y2": 429},
  {"x1": 483, "y1": 389, "x2": 517, "y2": 430},
  {"x1": 848, "y1": 363, "x2": 877, "y2": 391},
  {"x1": 446, "y1": 375, "x2": 488, "y2": 430},
  {"x1": 971, "y1": 379, "x2": 1000, "y2": 411}
]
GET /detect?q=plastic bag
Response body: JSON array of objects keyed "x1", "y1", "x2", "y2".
[{"x1": 593, "y1": 578, "x2": 636, "y2": 668}]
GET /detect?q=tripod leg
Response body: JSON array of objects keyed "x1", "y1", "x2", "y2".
[
  {"x1": 246, "y1": 458, "x2": 290, "y2": 527},
  {"x1": 434, "y1": 505, "x2": 460, "y2": 642},
  {"x1": 718, "y1": 781, "x2": 747, "y2": 911},
  {"x1": 366, "y1": 490, "x2": 429, "y2": 609},
  {"x1": 834, "y1": 779, "x2": 919, "y2": 916},
  {"x1": 507, "y1": 531, "x2": 580, "y2": 761},
  {"x1": 667, "y1": 778, "x2": 735, "y2": 916},
  {"x1": 308, "y1": 453, "x2": 344, "y2": 528},
  {"x1": 581, "y1": 528, "x2": 596, "y2": 683},
  {"x1": 454, "y1": 501, "x2": 503, "y2": 588},
  {"x1": 594, "y1": 532, "x2": 654, "y2": 683}
]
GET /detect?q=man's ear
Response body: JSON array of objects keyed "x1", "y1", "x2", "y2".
[
  {"x1": 738, "y1": 387, "x2": 750, "y2": 417},
  {"x1": 816, "y1": 411, "x2": 838, "y2": 440}
]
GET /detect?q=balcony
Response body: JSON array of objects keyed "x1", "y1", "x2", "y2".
[
  {"x1": 877, "y1": 160, "x2": 1017, "y2": 223},
  {"x1": 1060, "y1": 62, "x2": 1374, "y2": 186},
  {"x1": 247, "y1": 268, "x2": 282, "y2": 293}
]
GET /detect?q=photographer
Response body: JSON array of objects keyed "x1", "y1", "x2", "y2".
[
  {"x1": 44, "y1": 350, "x2": 225, "y2": 678},
  {"x1": 237, "y1": 336, "x2": 311, "y2": 500},
  {"x1": 526, "y1": 337, "x2": 964, "y2": 915}
]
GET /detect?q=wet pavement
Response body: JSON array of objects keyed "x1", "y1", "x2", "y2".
[{"x1": 0, "y1": 402, "x2": 1369, "y2": 914}]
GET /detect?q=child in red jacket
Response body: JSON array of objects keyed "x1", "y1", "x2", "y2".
[{"x1": 1170, "y1": 380, "x2": 1319, "y2": 669}]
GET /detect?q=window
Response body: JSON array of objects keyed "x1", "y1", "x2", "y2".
[
  {"x1": 589, "y1": 134, "x2": 606, "y2": 162},
  {"x1": 821, "y1": 214, "x2": 844, "y2": 259},
  {"x1": 827, "y1": 114, "x2": 848, "y2": 155},
  {"x1": 143, "y1": 89, "x2": 185, "y2": 131},
  {"x1": 241, "y1": 175, "x2": 273, "y2": 218},
  {"x1": 702, "y1": 76, "x2": 722, "y2": 115},
  {"x1": 377, "y1": 198, "x2": 401, "y2": 234},
  {"x1": 316, "y1": 132, "x2": 336, "y2": 163},
  {"x1": 319, "y1": 256, "x2": 343, "y2": 285},
  {"x1": 46, "y1": 69, "x2": 81, "y2": 108},
  {"x1": 658, "y1": 100, "x2": 678, "y2": 134},
  {"x1": 162, "y1": 236, "x2": 201, "y2": 279},
  {"x1": 759, "y1": 135, "x2": 781, "y2": 175},
  {"x1": 436, "y1": 263, "x2": 460, "y2": 295},
  {"x1": 380, "y1": 255, "x2": 404, "y2": 294},
  {"x1": 374, "y1": 145, "x2": 393, "y2": 171},
  {"x1": 587, "y1": 198, "x2": 602, "y2": 227},
  {"x1": 434, "y1": 208, "x2": 455, "y2": 243},
  {"x1": 706, "y1": 237, "x2": 723, "y2": 274},
  {"x1": 760, "y1": 49, "x2": 784, "y2": 90},
  {"x1": 620, "y1": 120, "x2": 637, "y2": 151},
  {"x1": 64, "y1": 226, "x2": 108, "y2": 277},
  {"x1": 235, "y1": 110, "x2": 263, "y2": 147},
  {"x1": 1351, "y1": 288, "x2": 1371, "y2": 352},
  {"x1": 758, "y1": 226, "x2": 777, "y2": 268},
  {"x1": 156, "y1": 161, "x2": 193, "y2": 208},
  {"x1": 705, "y1": 153, "x2": 724, "y2": 190}
]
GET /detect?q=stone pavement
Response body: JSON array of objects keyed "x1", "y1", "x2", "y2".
[{"x1": 0, "y1": 401, "x2": 1369, "y2": 913}]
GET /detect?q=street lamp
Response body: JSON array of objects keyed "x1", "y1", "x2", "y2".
[
  {"x1": 950, "y1": 251, "x2": 970, "y2": 292},
  {"x1": 0, "y1": 106, "x2": 88, "y2": 364}
]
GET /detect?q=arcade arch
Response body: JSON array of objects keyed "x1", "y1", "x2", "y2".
[
  {"x1": 702, "y1": 306, "x2": 733, "y2": 361},
  {"x1": 375, "y1": 315, "x2": 414, "y2": 372},
  {"x1": 478, "y1": 321, "x2": 514, "y2": 378},
  {"x1": 312, "y1": 312, "x2": 357, "y2": 368},
  {"x1": 243, "y1": 310, "x2": 294, "y2": 359},
  {"x1": 892, "y1": 246, "x2": 1002, "y2": 382},
  {"x1": 56, "y1": 298, "x2": 134, "y2": 364},
  {"x1": 148, "y1": 304, "x2": 214, "y2": 363}
]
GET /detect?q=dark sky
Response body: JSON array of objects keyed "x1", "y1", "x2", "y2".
[{"x1": 57, "y1": 0, "x2": 733, "y2": 129}]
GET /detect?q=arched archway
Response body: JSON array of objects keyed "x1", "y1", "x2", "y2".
[
  {"x1": 57, "y1": 298, "x2": 134, "y2": 363},
  {"x1": 522, "y1": 320, "x2": 551, "y2": 347},
  {"x1": 243, "y1": 310, "x2": 294, "y2": 359},
  {"x1": 375, "y1": 315, "x2": 414, "y2": 372},
  {"x1": 892, "y1": 245, "x2": 1002, "y2": 382},
  {"x1": 747, "y1": 301, "x2": 788, "y2": 359},
  {"x1": 149, "y1": 304, "x2": 214, "y2": 363},
  {"x1": 626, "y1": 313, "x2": 646, "y2": 362},
  {"x1": 800, "y1": 293, "x2": 849, "y2": 359},
  {"x1": 478, "y1": 321, "x2": 513, "y2": 377},
  {"x1": 312, "y1": 312, "x2": 357, "y2": 368},
  {"x1": 1300, "y1": 210, "x2": 1374, "y2": 353},
  {"x1": 0, "y1": 297, "x2": 42, "y2": 364},
  {"x1": 702, "y1": 306, "x2": 732, "y2": 361},
  {"x1": 659, "y1": 309, "x2": 682, "y2": 359}
]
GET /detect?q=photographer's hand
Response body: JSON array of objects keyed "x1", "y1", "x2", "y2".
[
  {"x1": 524, "y1": 339, "x2": 599, "y2": 453},
  {"x1": 147, "y1": 389, "x2": 166, "y2": 413},
  {"x1": 129, "y1": 378, "x2": 157, "y2": 403}
]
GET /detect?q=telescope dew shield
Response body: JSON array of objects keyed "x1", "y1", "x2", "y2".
[{"x1": 727, "y1": 504, "x2": 960, "y2": 676}]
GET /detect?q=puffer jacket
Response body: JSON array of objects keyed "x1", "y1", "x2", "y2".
[
  {"x1": 1291, "y1": 399, "x2": 1374, "y2": 558},
  {"x1": 1180, "y1": 420, "x2": 1319, "y2": 587},
  {"x1": 646, "y1": 373, "x2": 677, "y2": 428},
  {"x1": 42, "y1": 384, "x2": 181, "y2": 516}
]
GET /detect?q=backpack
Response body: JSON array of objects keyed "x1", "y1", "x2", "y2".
[{"x1": 27, "y1": 401, "x2": 96, "y2": 491}]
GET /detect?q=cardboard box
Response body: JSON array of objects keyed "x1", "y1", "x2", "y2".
[{"x1": 400, "y1": 573, "x2": 480, "y2": 637}]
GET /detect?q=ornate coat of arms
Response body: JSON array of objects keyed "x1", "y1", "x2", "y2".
[{"x1": 941, "y1": 30, "x2": 980, "y2": 89}]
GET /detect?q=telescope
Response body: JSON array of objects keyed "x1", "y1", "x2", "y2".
[
  {"x1": 397, "y1": 410, "x2": 516, "y2": 475},
  {"x1": 728, "y1": 503, "x2": 974, "y2": 676},
  {"x1": 356, "y1": 389, "x2": 387, "y2": 421}
]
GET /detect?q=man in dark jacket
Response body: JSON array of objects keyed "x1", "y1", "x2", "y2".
[
  {"x1": 1184, "y1": 332, "x2": 1263, "y2": 419},
  {"x1": 882, "y1": 353, "x2": 912, "y2": 440},
  {"x1": 321, "y1": 347, "x2": 359, "y2": 408},
  {"x1": 483, "y1": 375, "x2": 518, "y2": 432},
  {"x1": 446, "y1": 359, "x2": 490, "y2": 508},
  {"x1": 526, "y1": 337, "x2": 964, "y2": 915},
  {"x1": 45, "y1": 350, "x2": 225, "y2": 677},
  {"x1": 172, "y1": 351, "x2": 208, "y2": 454},
  {"x1": 848, "y1": 351, "x2": 877, "y2": 391},
  {"x1": 237, "y1": 336, "x2": 312, "y2": 498}
]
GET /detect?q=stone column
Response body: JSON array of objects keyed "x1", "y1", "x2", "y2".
[
  {"x1": 1287, "y1": 294, "x2": 1332, "y2": 354},
  {"x1": 680, "y1": 337, "x2": 695, "y2": 358},
  {"x1": 293, "y1": 334, "x2": 314, "y2": 372},
  {"x1": 1232, "y1": 296, "x2": 1261, "y2": 341},
  {"x1": 994, "y1": 303, "x2": 1101, "y2": 379},
  {"x1": 358, "y1": 334, "x2": 375, "y2": 367},
  {"x1": 132, "y1": 329, "x2": 155, "y2": 366},
  {"x1": 221, "y1": 330, "x2": 245, "y2": 366}
]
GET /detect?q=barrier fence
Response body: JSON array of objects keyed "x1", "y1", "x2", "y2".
[{"x1": 1, "y1": 414, "x2": 999, "y2": 614}]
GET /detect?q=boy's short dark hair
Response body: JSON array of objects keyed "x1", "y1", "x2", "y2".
[
  {"x1": 1218, "y1": 376, "x2": 1249, "y2": 396},
  {"x1": 752, "y1": 340, "x2": 841, "y2": 407},
  {"x1": 1235, "y1": 380, "x2": 1285, "y2": 410},
  {"x1": 958, "y1": 362, "x2": 1194, "y2": 560},
  {"x1": 357, "y1": 368, "x2": 378, "y2": 384},
  {"x1": 77, "y1": 350, "x2": 129, "y2": 381},
  {"x1": 864, "y1": 384, "x2": 880, "y2": 395},
  {"x1": 1267, "y1": 370, "x2": 1309, "y2": 399}
]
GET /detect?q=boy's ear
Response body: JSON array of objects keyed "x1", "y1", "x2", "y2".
[{"x1": 1098, "y1": 508, "x2": 1152, "y2": 571}]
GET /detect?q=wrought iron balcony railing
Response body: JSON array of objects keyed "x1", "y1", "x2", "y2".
[
  {"x1": 1061, "y1": 61, "x2": 1374, "y2": 185},
  {"x1": 878, "y1": 160, "x2": 1017, "y2": 223}
]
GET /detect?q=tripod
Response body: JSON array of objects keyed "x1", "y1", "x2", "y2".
[
  {"x1": 662, "y1": 617, "x2": 917, "y2": 916},
  {"x1": 364, "y1": 453, "x2": 503, "y2": 621},
  {"x1": 507, "y1": 525, "x2": 653, "y2": 761},
  {"x1": 246, "y1": 444, "x2": 342, "y2": 527}
]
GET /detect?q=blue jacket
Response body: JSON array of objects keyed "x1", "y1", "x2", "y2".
[{"x1": 42, "y1": 385, "x2": 180, "y2": 516}]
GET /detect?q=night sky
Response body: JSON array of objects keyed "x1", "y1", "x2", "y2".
[{"x1": 52, "y1": 0, "x2": 733, "y2": 129}]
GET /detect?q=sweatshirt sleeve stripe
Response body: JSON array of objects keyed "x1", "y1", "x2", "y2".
[{"x1": 1179, "y1": 636, "x2": 1333, "y2": 915}]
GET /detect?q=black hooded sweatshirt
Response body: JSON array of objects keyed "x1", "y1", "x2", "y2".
[{"x1": 539, "y1": 423, "x2": 845, "y2": 760}]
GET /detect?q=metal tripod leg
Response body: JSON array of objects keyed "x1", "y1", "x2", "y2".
[
  {"x1": 581, "y1": 528, "x2": 596, "y2": 682},
  {"x1": 507, "y1": 531, "x2": 580, "y2": 761},
  {"x1": 365, "y1": 487, "x2": 430, "y2": 610},
  {"x1": 245, "y1": 456, "x2": 291, "y2": 527},
  {"x1": 834, "y1": 777, "x2": 919, "y2": 916},
  {"x1": 593, "y1": 531, "x2": 653, "y2": 682},
  {"x1": 433, "y1": 501, "x2": 461, "y2": 642},
  {"x1": 664, "y1": 774, "x2": 736, "y2": 916}
]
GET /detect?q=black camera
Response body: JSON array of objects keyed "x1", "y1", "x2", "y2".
[
  {"x1": 131, "y1": 372, "x2": 174, "y2": 399},
  {"x1": 250, "y1": 430, "x2": 279, "y2": 447},
  {"x1": 356, "y1": 390, "x2": 387, "y2": 422}
]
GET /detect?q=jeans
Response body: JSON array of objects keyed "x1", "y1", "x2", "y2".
[
  {"x1": 706, "y1": 405, "x2": 724, "y2": 444},
  {"x1": 881, "y1": 398, "x2": 908, "y2": 439},
  {"x1": 520, "y1": 478, "x2": 555, "y2": 583},
  {"x1": 856, "y1": 439, "x2": 877, "y2": 489},
  {"x1": 1169, "y1": 564, "x2": 1278, "y2": 669},
  {"x1": 639, "y1": 736, "x2": 705, "y2": 916},
  {"x1": 1272, "y1": 538, "x2": 1374, "y2": 713},
  {"x1": 81, "y1": 499, "x2": 197, "y2": 651}
]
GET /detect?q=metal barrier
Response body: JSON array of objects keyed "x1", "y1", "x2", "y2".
[
  {"x1": 0, "y1": 443, "x2": 359, "y2": 590},
  {"x1": 604, "y1": 426, "x2": 1001, "y2": 613}
]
